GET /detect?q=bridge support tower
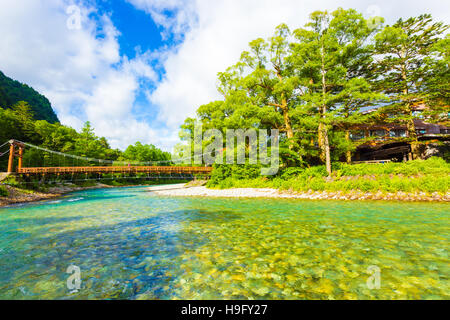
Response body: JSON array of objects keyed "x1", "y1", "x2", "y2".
[{"x1": 7, "y1": 140, "x2": 25, "y2": 173}]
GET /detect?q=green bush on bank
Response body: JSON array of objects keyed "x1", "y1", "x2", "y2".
[
  {"x1": 2, "y1": 176, "x2": 20, "y2": 187},
  {"x1": 207, "y1": 164, "x2": 261, "y2": 188},
  {"x1": 207, "y1": 158, "x2": 450, "y2": 193},
  {"x1": 0, "y1": 185, "x2": 8, "y2": 197},
  {"x1": 213, "y1": 174, "x2": 449, "y2": 193},
  {"x1": 333, "y1": 157, "x2": 450, "y2": 176}
]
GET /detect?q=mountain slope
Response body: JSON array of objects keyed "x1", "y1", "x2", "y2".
[{"x1": 0, "y1": 71, "x2": 59, "y2": 123}]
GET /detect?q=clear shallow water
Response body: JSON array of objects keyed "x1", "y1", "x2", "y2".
[{"x1": 0, "y1": 186, "x2": 448, "y2": 300}]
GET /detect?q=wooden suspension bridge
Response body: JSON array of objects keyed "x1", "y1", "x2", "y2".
[{"x1": 4, "y1": 139, "x2": 212, "y2": 177}]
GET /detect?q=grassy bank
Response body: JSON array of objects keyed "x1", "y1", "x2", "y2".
[
  {"x1": 207, "y1": 158, "x2": 450, "y2": 194},
  {"x1": 0, "y1": 185, "x2": 8, "y2": 197}
]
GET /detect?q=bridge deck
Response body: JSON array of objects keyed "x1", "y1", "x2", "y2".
[{"x1": 18, "y1": 166, "x2": 213, "y2": 175}]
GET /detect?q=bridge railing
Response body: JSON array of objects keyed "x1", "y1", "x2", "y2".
[{"x1": 18, "y1": 166, "x2": 213, "y2": 175}]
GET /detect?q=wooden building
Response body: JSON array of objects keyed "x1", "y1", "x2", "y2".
[{"x1": 350, "y1": 105, "x2": 449, "y2": 161}]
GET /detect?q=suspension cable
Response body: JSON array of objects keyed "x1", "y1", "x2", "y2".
[
  {"x1": 15, "y1": 140, "x2": 216, "y2": 166},
  {"x1": 0, "y1": 149, "x2": 10, "y2": 157},
  {"x1": 0, "y1": 141, "x2": 10, "y2": 149}
]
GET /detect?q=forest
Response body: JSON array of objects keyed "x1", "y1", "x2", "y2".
[
  {"x1": 0, "y1": 70, "x2": 171, "y2": 170},
  {"x1": 0, "y1": 101, "x2": 171, "y2": 171},
  {"x1": 178, "y1": 9, "x2": 449, "y2": 180},
  {"x1": 0, "y1": 71, "x2": 59, "y2": 123},
  {"x1": 1, "y1": 9, "x2": 449, "y2": 192}
]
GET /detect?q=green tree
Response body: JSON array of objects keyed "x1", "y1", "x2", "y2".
[
  {"x1": 0, "y1": 108, "x2": 21, "y2": 143},
  {"x1": 292, "y1": 8, "x2": 381, "y2": 174},
  {"x1": 372, "y1": 14, "x2": 449, "y2": 159},
  {"x1": 333, "y1": 78, "x2": 385, "y2": 163},
  {"x1": 121, "y1": 142, "x2": 171, "y2": 164},
  {"x1": 0, "y1": 70, "x2": 59, "y2": 123},
  {"x1": 0, "y1": 108, "x2": 21, "y2": 170},
  {"x1": 74, "y1": 122, "x2": 111, "y2": 161},
  {"x1": 422, "y1": 34, "x2": 450, "y2": 125},
  {"x1": 11, "y1": 101, "x2": 37, "y2": 143},
  {"x1": 216, "y1": 24, "x2": 300, "y2": 160},
  {"x1": 34, "y1": 121, "x2": 77, "y2": 153}
]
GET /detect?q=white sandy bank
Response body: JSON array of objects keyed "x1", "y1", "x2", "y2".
[
  {"x1": 149, "y1": 185, "x2": 293, "y2": 198},
  {"x1": 148, "y1": 184, "x2": 449, "y2": 201}
]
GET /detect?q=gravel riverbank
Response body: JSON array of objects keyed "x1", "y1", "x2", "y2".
[
  {"x1": 149, "y1": 184, "x2": 450, "y2": 202},
  {"x1": 2, "y1": 183, "x2": 448, "y2": 207},
  {"x1": 0, "y1": 183, "x2": 112, "y2": 207},
  {"x1": 0, "y1": 182, "x2": 189, "y2": 207}
]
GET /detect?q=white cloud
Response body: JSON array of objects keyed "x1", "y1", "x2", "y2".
[
  {"x1": 132, "y1": 0, "x2": 450, "y2": 149},
  {"x1": 126, "y1": 0, "x2": 197, "y2": 38},
  {"x1": 1, "y1": 0, "x2": 449, "y2": 152},
  {"x1": 0, "y1": 0, "x2": 173, "y2": 150}
]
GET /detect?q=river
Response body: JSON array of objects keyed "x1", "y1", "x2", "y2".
[{"x1": 0, "y1": 186, "x2": 448, "y2": 299}]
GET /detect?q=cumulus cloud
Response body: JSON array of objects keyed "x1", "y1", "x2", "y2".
[
  {"x1": 0, "y1": 0, "x2": 173, "y2": 150},
  {"x1": 1, "y1": 0, "x2": 448, "y2": 152},
  {"x1": 132, "y1": 0, "x2": 450, "y2": 148},
  {"x1": 126, "y1": 0, "x2": 197, "y2": 39}
]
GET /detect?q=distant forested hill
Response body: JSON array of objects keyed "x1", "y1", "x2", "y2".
[{"x1": 0, "y1": 71, "x2": 59, "y2": 123}]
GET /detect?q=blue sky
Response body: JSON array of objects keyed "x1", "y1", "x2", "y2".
[
  {"x1": 96, "y1": 1, "x2": 163, "y2": 56},
  {"x1": 0, "y1": 0, "x2": 449, "y2": 151},
  {"x1": 93, "y1": 0, "x2": 165, "y2": 125}
]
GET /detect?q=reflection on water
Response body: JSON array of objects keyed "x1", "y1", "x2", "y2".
[{"x1": 0, "y1": 186, "x2": 448, "y2": 299}]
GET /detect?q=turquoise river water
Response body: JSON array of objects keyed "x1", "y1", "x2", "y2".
[{"x1": 0, "y1": 186, "x2": 448, "y2": 299}]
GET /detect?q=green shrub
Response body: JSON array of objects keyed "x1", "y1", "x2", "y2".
[
  {"x1": 337, "y1": 157, "x2": 449, "y2": 176},
  {"x1": 206, "y1": 157, "x2": 450, "y2": 193},
  {"x1": 207, "y1": 164, "x2": 262, "y2": 187},
  {"x1": 3, "y1": 175, "x2": 20, "y2": 187},
  {"x1": 280, "y1": 167, "x2": 305, "y2": 179},
  {"x1": 0, "y1": 185, "x2": 8, "y2": 197},
  {"x1": 74, "y1": 180, "x2": 98, "y2": 187}
]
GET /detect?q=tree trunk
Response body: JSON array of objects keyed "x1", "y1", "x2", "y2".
[
  {"x1": 321, "y1": 112, "x2": 332, "y2": 176},
  {"x1": 345, "y1": 130, "x2": 352, "y2": 164},
  {"x1": 406, "y1": 103, "x2": 419, "y2": 159},
  {"x1": 401, "y1": 58, "x2": 419, "y2": 160},
  {"x1": 320, "y1": 41, "x2": 332, "y2": 176},
  {"x1": 277, "y1": 71, "x2": 301, "y2": 162},
  {"x1": 281, "y1": 103, "x2": 294, "y2": 147},
  {"x1": 318, "y1": 108, "x2": 331, "y2": 174},
  {"x1": 281, "y1": 104, "x2": 303, "y2": 163},
  {"x1": 318, "y1": 122, "x2": 325, "y2": 162}
]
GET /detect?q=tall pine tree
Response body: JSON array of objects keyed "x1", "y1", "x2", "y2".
[
  {"x1": 292, "y1": 8, "x2": 381, "y2": 174},
  {"x1": 372, "y1": 14, "x2": 448, "y2": 159}
]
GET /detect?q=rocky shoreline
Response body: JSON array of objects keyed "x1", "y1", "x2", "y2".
[
  {"x1": 149, "y1": 185, "x2": 450, "y2": 202},
  {"x1": 0, "y1": 183, "x2": 112, "y2": 207},
  {"x1": 0, "y1": 186, "x2": 61, "y2": 207},
  {"x1": 1, "y1": 183, "x2": 448, "y2": 208},
  {"x1": 0, "y1": 181, "x2": 191, "y2": 207}
]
